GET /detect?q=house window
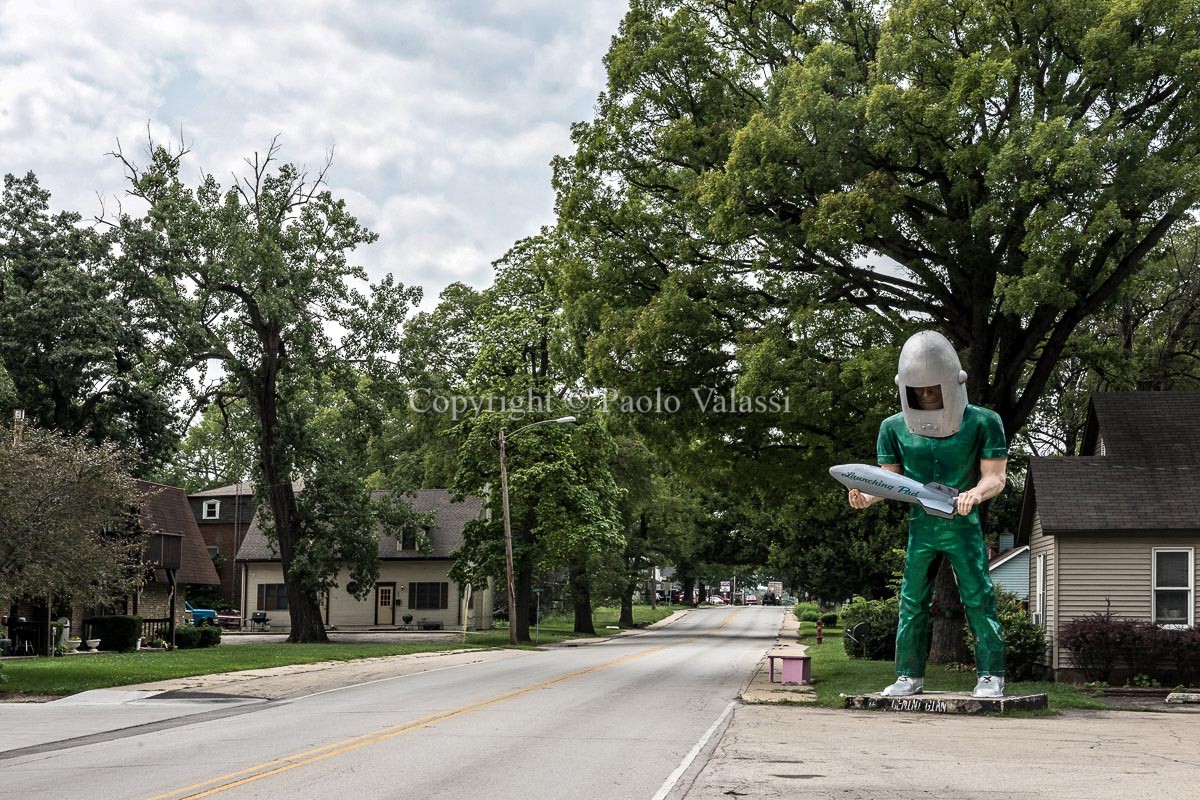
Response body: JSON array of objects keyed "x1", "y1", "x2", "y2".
[
  {"x1": 207, "y1": 545, "x2": 220, "y2": 559},
  {"x1": 202, "y1": 500, "x2": 221, "y2": 520},
  {"x1": 409, "y1": 582, "x2": 448, "y2": 610},
  {"x1": 1153, "y1": 548, "x2": 1194, "y2": 628},
  {"x1": 378, "y1": 585, "x2": 393, "y2": 608},
  {"x1": 400, "y1": 527, "x2": 418, "y2": 550},
  {"x1": 258, "y1": 583, "x2": 289, "y2": 611},
  {"x1": 1034, "y1": 554, "x2": 1046, "y2": 626}
]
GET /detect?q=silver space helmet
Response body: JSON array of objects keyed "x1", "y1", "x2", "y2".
[{"x1": 895, "y1": 330, "x2": 968, "y2": 437}]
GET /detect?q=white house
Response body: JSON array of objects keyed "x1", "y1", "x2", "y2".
[{"x1": 235, "y1": 489, "x2": 493, "y2": 632}]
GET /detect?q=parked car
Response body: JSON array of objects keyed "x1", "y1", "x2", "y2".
[
  {"x1": 744, "y1": 594, "x2": 759, "y2": 605},
  {"x1": 215, "y1": 608, "x2": 242, "y2": 629},
  {"x1": 185, "y1": 601, "x2": 217, "y2": 626},
  {"x1": 761, "y1": 592, "x2": 780, "y2": 606},
  {"x1": 705, "y1": 595, "x2": 726, "y2": 605}
]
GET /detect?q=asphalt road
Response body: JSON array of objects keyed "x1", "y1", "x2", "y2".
[{"x1": 2, "y1": 606, "x2": 783, "y2": 800}]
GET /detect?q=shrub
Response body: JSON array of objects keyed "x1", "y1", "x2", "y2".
[
  {"x1": 108, "y1": 615, "x2": 142, "y2": 652},
  {"x1": 199, "y1": 625, "x2": 222, "y2": 647},
  {"x1": 1164, "y1": 626, "x2": 1200, "y2": 687},
  {"x1": 819, "y1": 612, "x2": 839, "y2": 626},
  {"x1": 1117, "y1": 619, "x2": 1172, "y2": 680},
  {"x1": 963, "y1": 591, "x2": 1044, "y2": 680},
  {"x1": 840, "y1": 596, "x2": 899, "y2": 661},
  {"x1": 85, "y1": 615, "x2": 142, "y2": 652},
  {"x1": 793, "y1": 602, "x2": 820, "y2": 622},
  {"x1": 175, "y1": 624, "x2": 221, "y2": 649},
  {"x1": 175, "y1": 625, "x2": 203, "y2": 649},
  {"x1": 1058, "y1": 612, "x2": 1132, "y2": 682}
]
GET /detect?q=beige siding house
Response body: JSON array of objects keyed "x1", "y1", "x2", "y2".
[
  {"x1": 1020, "y1": 392, "x2": 1200, "y2": 678},
  {"x1": 235, "y1": 489, "x2": 494, "y2": 632}
]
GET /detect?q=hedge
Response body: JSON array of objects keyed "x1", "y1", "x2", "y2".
[
  {"x1": 1059, "y1": 613, "x2": 1200, "y2": 685},
  {"x1": 175, "y1": 624, "x2": 222, "y2": 649},
  {"x1": 84, "y1": 615, "x2": 142, "y2": 652}
]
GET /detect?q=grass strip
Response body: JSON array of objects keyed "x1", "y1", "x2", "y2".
[
  {"x1": 0, "y1": 604, "x2": 682, "y2": 697},
  {"x1": 796, "y1": 623, "x2": 1111, "y2": 711}
]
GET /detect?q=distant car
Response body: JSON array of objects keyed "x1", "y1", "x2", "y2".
[
  {"x1": 706, "y1": 595, "x2": 726, "y2": 605},
  {"x1": 215, "y1": 609, "x2": 242, "y2": 629},
  {"x1": 744, "y1": 595, "x2": 759, "y2": 605},
  {"x1": 762, "y1": 592, "x2": 780, "y2": 606},
  {"x1": 185, "y1": 601, "x2": 217, "y2": 626}
]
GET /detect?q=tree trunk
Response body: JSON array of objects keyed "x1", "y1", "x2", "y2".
[
  {"x1": 926, "y1": 558, "x2": 971, "y2": 664},
  {"x1": 255, "y1": 336, "x2": 327, "y2": 644},
  {"x1": 679, "y1": 564, "x2": 695, "y2": 605},
  {"x1": 619, "y1": 580, "x2": 636, "y2": 627},
  {"x1": 570, "y1": 559, "x2": 596, "y2": 635},
  {"x1": 511, "y1": 564, "x2": 533, "y2": 642}
]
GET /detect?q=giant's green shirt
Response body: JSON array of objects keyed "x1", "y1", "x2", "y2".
[{"x1": 876, "y1": 405, "x2": 1007, "y2": 530}]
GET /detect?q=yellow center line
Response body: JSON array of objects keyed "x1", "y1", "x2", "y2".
[{"x1": 149, "y1": 610, "x2": 742, "y2": 800}]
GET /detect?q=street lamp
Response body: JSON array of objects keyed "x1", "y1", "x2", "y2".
[{"x1": 499, "y1": 415, "x2": 576, "y2": 646}]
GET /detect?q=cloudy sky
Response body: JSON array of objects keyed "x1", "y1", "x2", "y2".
[{"x1": 0, "y1": 0, "x2": 629, "y2": 305}]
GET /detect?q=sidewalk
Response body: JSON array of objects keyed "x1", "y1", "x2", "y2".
[{"x1": 680, "y1": 609, "x2": 1200, "y2": 799}]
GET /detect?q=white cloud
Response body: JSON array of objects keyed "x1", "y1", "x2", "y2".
[{"x1": 0, "y1": 0, "x2": 629, "y2": 300}]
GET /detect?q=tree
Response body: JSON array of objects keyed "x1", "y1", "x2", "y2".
[
  {"x1": 449, "y1": 234, "x2": 624, "y2": 640},
  {"x1": 0, "y1": 172, "x2": 179, "y2": 471},
  {"x1": 0, "y1": 425, "x2": 141, "y2": 614},
  {"x1": 555, "y1": 0, "x2": 1200, "y2": 662},
  {"x1": 109, "y1": 139, "x2": 421, "y2": 642}
]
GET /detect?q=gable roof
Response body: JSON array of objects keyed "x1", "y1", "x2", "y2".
[
  {"x1": 1023, "y1": 458, "x2": 1200, "y2": 534},
  {"x1": 234, "y1": 489, "x2": 485, "y2": 562},
  {"x1": 1081, "y1": 391, "x2": 1200, "y2": 464},
  {"x1": 989, "y1": 545, "x2": 1029, "y2": 570},
  {"x1": 135, "y1": 480, "x2": 221, "y2": 585}
]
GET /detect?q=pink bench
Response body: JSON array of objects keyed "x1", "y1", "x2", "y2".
[{"x1": 768, "y1": 652, "x2": 812, "y2": 685}]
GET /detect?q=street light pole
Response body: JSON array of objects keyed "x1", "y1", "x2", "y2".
[{"x1": 499, "y1": 415, "x2": 575, "y2": 646}]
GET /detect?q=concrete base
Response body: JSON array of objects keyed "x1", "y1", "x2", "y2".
[
  {"x1": 1166, "y1": 692, "x2": 1200, "y2": 704},
  {"x1": 843, "y1": 690, "x2": 1048, "y2": 714}
]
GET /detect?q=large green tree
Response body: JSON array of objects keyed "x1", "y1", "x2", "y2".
[
  {"x1": 555, "y1": 0, "x2": 1200, "y2": 660},
  {"x1": 0, "y1": 173, "x2": 178, "y2": 470},
  {"x1": 109, "y1": 139, "x2": 420, "y2": 642},
  {"x1": 559, "y1": 0, "x2": 1200, "y2": 438}
]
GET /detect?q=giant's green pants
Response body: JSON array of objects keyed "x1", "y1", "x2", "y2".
[{"x1": 896, "y1": 519, "x2": 1005, "y2": 678}]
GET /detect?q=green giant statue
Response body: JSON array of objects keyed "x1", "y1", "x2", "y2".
[{"x1": 846, "y1": 330, "x2": 1008, "y2": 698}]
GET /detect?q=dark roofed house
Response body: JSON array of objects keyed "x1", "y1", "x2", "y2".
[
  {"x1": 130, "y1": 480, "x2": 220, "y2": 633},
  {"x1": 188, "y1": 481, "x2": 257, "y2": 607},
  {"x1": 235, "y1": 489, "x2": 493, "y2": 632},
  {"x1": 1020, "y1": 392, "x2": 1200, "y2": 679}
]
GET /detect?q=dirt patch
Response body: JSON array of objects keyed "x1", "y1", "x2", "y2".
[{"x1": 0, "y1": 692, "x2": 62, "y2": 704}]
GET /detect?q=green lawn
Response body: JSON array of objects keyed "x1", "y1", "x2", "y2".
[
  {"x1": 796, "y1": 623, "x2": 1111, "y2": 711},
  {"x1": 0, "y1": 603, "x2": 682, "y2": 697}
]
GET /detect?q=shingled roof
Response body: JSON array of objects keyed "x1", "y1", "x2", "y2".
[
  {"x1": 135, "y1": 480, "x2": 220, "y2": 585},
  {"x1": 1023, "y1": 458, "x2": 1200, "y2": 534},
  {"x1": 1082, "y1": 391, "x2": 1200, "y2": 464},
  {"x1": 234, "y1": 489, "x2": 485, "y2": 562}
]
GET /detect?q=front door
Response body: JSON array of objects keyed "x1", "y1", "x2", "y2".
[{"x1": 375, "y1": 582, "x2": 396, "y2": 626}]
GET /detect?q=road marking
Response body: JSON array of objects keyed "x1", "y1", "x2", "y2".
[
  {"x1": 148, "y1": 610, "x2": 742, "y2": 800},
  {"x1": 649, "y1": 701, "x2": 736, "y2": 800}
]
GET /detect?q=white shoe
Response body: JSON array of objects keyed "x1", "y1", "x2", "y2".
[
  {"x1": 972, "y1": 675, "x2": 1005, "y2": 698},
  {"x1": 881, "y1": 676, "x2": 924, "y2": 697}
]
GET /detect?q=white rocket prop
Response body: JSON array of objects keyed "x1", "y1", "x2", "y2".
[{"x1": 829, "y1": 464, "x2": 958, "y2": 519}]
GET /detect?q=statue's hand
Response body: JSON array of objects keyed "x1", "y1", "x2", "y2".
[
  {"x1": 956, "y1": 489, "x2": 983, "y2": 516},
  {"x1": 848, "y1": 488, "x2": 870, "y2": 510}
]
